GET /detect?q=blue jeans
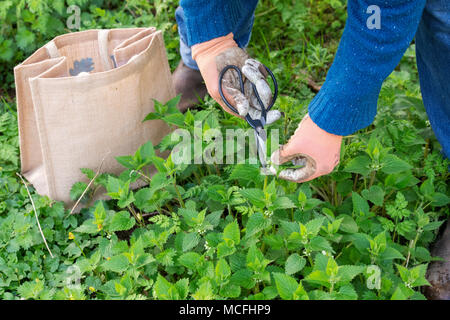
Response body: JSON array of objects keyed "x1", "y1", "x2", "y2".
[
  {"x1": 176, "y1": 2, "x2": 450, "y2": 159},
  {"x1": 416, "y1": 0, "x2": 450, "y2": 159}
]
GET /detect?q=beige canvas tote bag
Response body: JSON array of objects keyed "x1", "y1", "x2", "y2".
[{"x1": 14, "y1": 28, "x2": 175, "y2": 205}]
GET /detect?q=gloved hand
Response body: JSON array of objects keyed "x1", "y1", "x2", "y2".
[
  {"x1": 270, "y1": 114, "x2": 343, "y2": 183},
  {"x1": 192, "y1": 33, "x2": 281, "y2": 124}
]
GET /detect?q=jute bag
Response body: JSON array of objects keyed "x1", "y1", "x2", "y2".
[{"x1": 14, "y1": 28, "x2": 175, "y2": 205}]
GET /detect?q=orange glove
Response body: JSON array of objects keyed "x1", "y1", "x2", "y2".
[
  {"x1": 270, "y1": 114, "x2": 343, "y2": 183},
  {"x1": 192, "y1": 33, "x2": 281, "y2": 124}
]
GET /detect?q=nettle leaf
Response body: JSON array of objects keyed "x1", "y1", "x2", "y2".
[
  {"x1": 381, "y1": 154, "x2": 411, "y2": 174},
  {"x1": 163, "y1": 113, "x2": 185, "y2": 127},
  {"x1": 245, "y1": 212, "x2": 271, "y2": 238},
  {"x1": 309, "y1": 236, "x2": 333, "y2": 253},
  {"x1": 219, "y1": 283, "x2": 241, "y2": 298},
  {"x1": 304, "y1": 270, "x2": 331, "y2": 288},
  {"x1": 336, "y1": 284, "x2": 358, "y2": 300},
  {"x1": 230, "y1": 269, "x2": 255, "y2": 289},
  {"x1": 179, "y1": 207, "x2": 205, "y2": 228},
  {"x1": 16, "y1": 27, "x2": 35, "y2": 51},
  {"x1": 337, "y1": 265, "x2": 365, "y2": 283},
  {"x1": 102, "y1": 255, "x2": 129, "y2": 273},
  {"x1": 344, "y1": 155, "x2": 371, "y2": 176},
  {"x1": 175, "y1": 278, "x2": 190, "y2": 300},
  {"x1": 362, "y1": 185, "x2": 385, "y2": 206},
  {"x1": 192, "y1": 281, "x2": 215, "y2": 300},
  {"x1": 273, "y1": 273, "x2": 299, "y2": 300},
  {"x1": 352, "y1": 192, "x2": 370, "y2": 216},
  {"x1": 246, "y1": 245, "x2": 271, "y2": 273},
  {"x1": 379, "y1": 246, "x2": 405, "y2": 261},
  {"x1": 223, "y1": 220, "x2": 240, "y2": 246},
  {"x1": 70, "y1": 182, "x2": 89, "y2": 202},
  {"x1": 270, "y1": 196, "x2": 296, "y2": 210},
  {"x1": 181, "y1": 232, "x2": 200, "y2": 252},
  {"x1": 422, "y1": 220, "x2": 444, "y2": 232},
  {"x1": 215, "y1": 259, "x2": 231, "y2": 280},
  {"x1": 228, "y1": 164, "x2": 262, "y2": 185},
  {"x1": 107, "y1": 211, "x2": 135, "y2": 232},
  {"x1": 239, "y1": 188, "x2": 266, "y2": 208},
  {"x1": 217, "y1": 241, "x2": 236, "y2": 258},
  {"x1": 106, "y1": 176, "x2": 135, "y2": 208},
  {"x1": 431, "y1": 193, "x2": 450, "y2": 207},
  {"x1": 74, "y1": 218, "x2": 98, "y2": 234},
  {"x1": 285, "y1": 253, "x2": 306, "y2": 275},
  {"x1": 305, "y1": 217, "x2": 325, "y2": 236},
  {"x1": 154, "y1": 274, "x2": 173, "y2": 300},
  {"x1": 178, "y1": 252, "x2": 201, "y2": 270}
]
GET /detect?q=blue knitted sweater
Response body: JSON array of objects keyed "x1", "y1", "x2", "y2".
[{"x1": 180, "y1": 0, "x2": 427, "y2": 135}]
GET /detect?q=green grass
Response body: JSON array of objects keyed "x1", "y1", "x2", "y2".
[{"x1": 0, "y1": 0, "x2": 449, "y2": 300}]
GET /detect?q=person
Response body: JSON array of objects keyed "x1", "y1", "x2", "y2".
[{"x1": 172, "y1": 0, "x2": 450, "y2": 299}]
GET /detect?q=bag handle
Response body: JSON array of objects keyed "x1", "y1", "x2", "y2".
[
  {"x1": 44, "y1": 41, "x2": 60, "y2": 59},
  {"x1": 98, "y1": 29, "x2": 113, "y2": 71}
]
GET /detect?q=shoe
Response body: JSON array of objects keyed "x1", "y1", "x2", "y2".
[
  {"x1": 172, "y1": 60, "x2": 207, "y2": 112},
  {"x1": 425, "y1": 220, "x2": 450, "y2": 300}
]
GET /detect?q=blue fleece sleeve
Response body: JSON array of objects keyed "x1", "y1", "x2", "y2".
[
  {"x1": 309, "y1": 0, "x2": 427, "y2": 135},
  {"x1": 179, "y1": 0, "x2": 259, "y2": 46}
]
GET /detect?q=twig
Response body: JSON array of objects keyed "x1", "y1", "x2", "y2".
[
  {"x1": 69, "y1": 153, "x2": 109, "y2": 215},
  {"x1": 299, "y1": 70, "x2": 322, "y2": 93},
  {"x1": 16, "y1": 173, "x2": 54, "y2": 258}
]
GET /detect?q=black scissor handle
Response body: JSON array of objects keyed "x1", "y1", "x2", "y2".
[{"x1": 218, "y1": 64, "x2": 278, "y2": 130}]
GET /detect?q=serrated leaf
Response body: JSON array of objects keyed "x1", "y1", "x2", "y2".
[
  {"x1": 381, "y1": 154, "x2": 411, "y2": 174},
  {"x1": 178, "y1": 252, "x2": 201, "y2": 270},
  {"x1": 102, "y1": 255, "x2": 129, "y2": 273},
  {"x1": 108, "y1": 211, "x2": 135, "y2": 232},
  {"x1": 154, "y1": 274, "x2": 172, "y2": 300},
  {"x1": 217, "y1": 241, "x2": 236, "y2": 258},
  {"x1": 219, "y1": 283, "x2": 241, "y2": 298},
  {"x1": 69, "y1": 182, "x2": 88, "y2": 202},
  {"x1": 361, "y1": 185, "x2": 385, "y2": 206},
  {"x1": 271, "y1": 196, "x2": 296, "y2": 210},
  {"x1": 230, "y1": 269, "x2": 255, "y2": 289},
  {"x1": 305, "y1": 217, "x2": 325, "y2": 236},
  {"x1": 239, "y1": 188, "x2": 266, "y2": 208},
  {"x1": 337, "y1": 265, "x2": 365, "y2": 283},
  {"x1": 215, "y1": 259, "x2": 231, "y2": 280},
  {"x1": 273, "y1": 273, "x2": 298, "y2": 300},
  {"x1": 245, "y1": 212, "x2": 270, "y2": 238},
  {"x1": 352, "y1": 192, "x2": 369, "y2": 216},
  {"x1": 223, "y1": 220, "x2": 240, "y2": 246},
  {"x1": 182, "y1": 232, "x2": 200, "y2": 252},
  {"x1": 344, "y1": 155, "x2": 371, "y2": 176},
  {"x1": 285, "y1": 253, "x2": 306, "y2": 275},
  {"x1": 74, "y1": 219, "x2": 98, "y2": 234}
]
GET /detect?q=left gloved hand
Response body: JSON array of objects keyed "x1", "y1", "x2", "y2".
[{"x1": 192, "y1": 33, "x2": 281, "y2": 124}]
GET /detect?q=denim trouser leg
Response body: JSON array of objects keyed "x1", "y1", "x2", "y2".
[
  {"x1": 416, "y1": 0, "x2": 450, "y2": 159},
  {"x1": 175, "y1": 6, "x2": 255, "y2": 71}
]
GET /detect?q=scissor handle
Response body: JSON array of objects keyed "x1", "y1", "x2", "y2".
[{"x1": 218, "y1": 64, "x2": 278, "y2": 130}]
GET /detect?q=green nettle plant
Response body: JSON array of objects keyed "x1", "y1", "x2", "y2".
[{"x1": 0, "y1": 1, "x2": 449, "y2": 301}]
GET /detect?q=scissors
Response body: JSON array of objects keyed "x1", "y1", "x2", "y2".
[{"x1": 218, "y1": 64, "x2": 278, "y2": 168}]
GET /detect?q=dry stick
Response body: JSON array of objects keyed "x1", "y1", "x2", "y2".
[
  {"x1": 69, "y1": 154, "x2": 108, "y2": 215},
  {"x1": 299, "y1": 70, "x2": 322, "y2": 93},
  {"x1": 16, "y1": 173, "x2": 54, "y2": 258}
]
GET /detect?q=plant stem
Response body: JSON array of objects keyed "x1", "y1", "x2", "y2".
[{"x1": 172, "y1": 177, "x2": 185, "y2": 208}]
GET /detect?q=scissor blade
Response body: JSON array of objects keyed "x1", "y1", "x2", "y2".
[{"x1": 254, "y1": 127, "x2": 267, "y2": 168}]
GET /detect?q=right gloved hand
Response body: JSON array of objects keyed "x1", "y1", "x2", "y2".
[
  {"x1": 270, "y1": 114, "x2": 343, "y2": 183},
  {"x1": 192, "y1": 33, "x2": 281, "y2": 124}
]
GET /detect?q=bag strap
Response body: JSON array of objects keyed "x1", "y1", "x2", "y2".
[
  {"x1": 98, "y1": 29, "x2": 113, "y2": 71},
  {"x1": 44, "y1": 41, "x2": 60, "y2": 59}
]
